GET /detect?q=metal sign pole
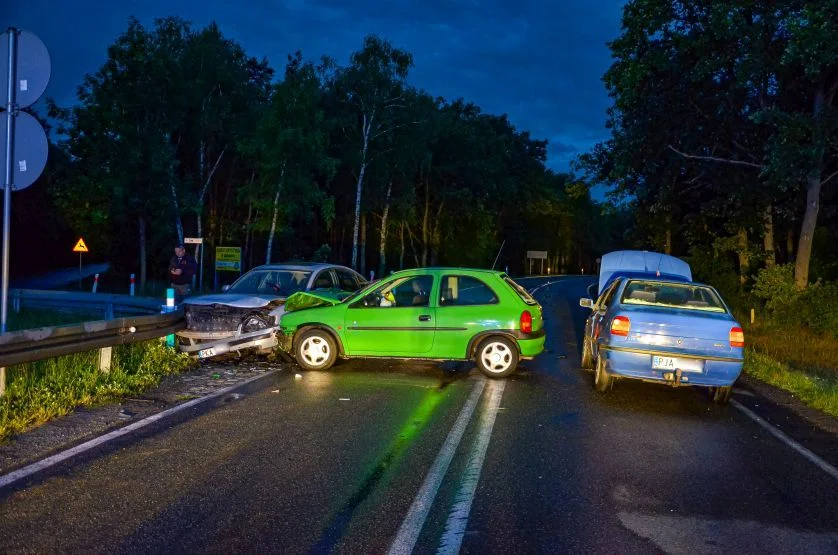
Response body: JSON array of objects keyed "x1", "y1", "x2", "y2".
[{"x1": 1, "y1": 29, "x2": 17, "y2": 334}]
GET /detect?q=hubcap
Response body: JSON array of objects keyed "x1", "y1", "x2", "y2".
[
  {"x1": 301, "y1": 336, "x2": 330, "y2": 367},
  {"x1": 481, "y1": 342, "x2": 512, "y2": 373}
]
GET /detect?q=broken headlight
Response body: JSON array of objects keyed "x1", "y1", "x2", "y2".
[{"x1": 241, "y1": 314, "x2": 270, "y2": 333}]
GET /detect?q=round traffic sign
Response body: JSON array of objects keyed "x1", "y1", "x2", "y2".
[
  {"x1": 0, "y1": 29, "x2": 51, "y2": 109},
  {"x1": 0, "y1": 111, "x2": 49, "y2": 191}
]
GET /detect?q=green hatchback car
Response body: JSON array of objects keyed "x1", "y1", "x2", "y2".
[{"x1": 277, "y1": 268, "x2": 546, "y2": 378}]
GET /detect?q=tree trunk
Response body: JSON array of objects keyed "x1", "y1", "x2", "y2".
[
  {"x1": 399, "y1": 221, "x2": 405, "y2": 270},
  {"x1": 266, "y1": 184, "x2": 281, "y2": 264},
  {"x1": 360, "y1": 212, "x2": 367, "y2": 277},
  {"x1": 138, "y1": 216, "x2": 147, "y2": 292},
  {"x1": 195, "y1": 148, "x2": 226, "y2": 264},
  {"x1": 664, "y1": 213, "x2": 672, "y2": 255},
  {"x1": 421, "y1": 177, "x2": 430, "y2": 266},
  {"x1": 786, "y1": 228, "x2": 794, "y2": 261},
  {"x1": 378, "y1": 180, "x2": 392, "y2": 276},
  {"x1": 795, "y1": 174, "x2": 821, "y2": 288},
  {"x1": 737, "y1": 228, "x2": 749, "y2": 285},
  {"x1": 763, "y1": 205, "x2": 775, "y2": 268},
  {"x1": 430, "y1": 201, "x2": 444, "y2": 266},
  {"x1": 351, "y1": 114, "x2": 372, "y2": 270},
  {"x1": 795, "y1": 86, "x2": 828, "y2": 289}
]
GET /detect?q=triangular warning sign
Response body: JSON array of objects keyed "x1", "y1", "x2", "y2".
[{"x1": 73, "y1": 238, "x2": 88, "y2": 253}]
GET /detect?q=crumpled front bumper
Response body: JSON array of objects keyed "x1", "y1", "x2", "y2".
[{"x1": 176, "y1": 327, "x2": 279, "y2": 358}]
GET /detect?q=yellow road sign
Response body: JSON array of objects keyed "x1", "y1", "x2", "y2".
[
  {"x1": 215, "y1": 246, "x2": 241, "y2": 272},
  {"x1": 73, "y1": 238, "x2": 88, "y2": 253}
]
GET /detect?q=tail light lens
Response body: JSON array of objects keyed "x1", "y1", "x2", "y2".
[
  {"x1": 520, "y1": 310, "x2": 533, "y2": 334},
  {"x1": 611, "y1": 316, "x2": 630, "y2": 337},
  {"x1": 730, "y1": 326, "x2": 744, "y2": 348}
]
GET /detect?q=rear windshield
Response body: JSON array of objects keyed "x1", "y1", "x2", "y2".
[
  {"x1": 621, "y1": 280, "x2": 727, "y2": 313},
  {"x1": 502, "y1": 276, "x2": 538, "y2": 305}
]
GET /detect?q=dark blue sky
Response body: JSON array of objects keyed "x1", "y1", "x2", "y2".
[{"x1": 8, "y1": 0, "x2": 625, "y2": 173}]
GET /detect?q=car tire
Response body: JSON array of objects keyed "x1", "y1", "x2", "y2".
[
  {"x1": 581, "y1": 336, "x2": 594, "y2": 370},
  {"x1": 712, "y1": 385, "x2": 733, "y2": 405},
  {"x1": 295, "y1": 329, "x2": 337, "y2": 371},
  {"x1": 475, "y1": 336, "x2": 519, "y2": 378},
  {"x1": 594, "y1": 355, "x2": 613, "y2": 392}
]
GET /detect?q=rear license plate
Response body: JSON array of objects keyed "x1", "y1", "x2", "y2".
[
  {"x1": 652, "y1": 355, "x2": 703, "y2": 372},
  {"x1": 198, "y1": 348, "x2": 216, "y2": 359}
]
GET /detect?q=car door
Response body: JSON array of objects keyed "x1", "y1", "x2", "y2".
[
  {"x1": 343, "y1": 274, "x2": 436, "y2": 356},
  {"x1": 590, "y1": 278, "x2": 621, "y2": 357},
  {"x1": 433, "y1": 274, "x2": 504, "y2": 358}
]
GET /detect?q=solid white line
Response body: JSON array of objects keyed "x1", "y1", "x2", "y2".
[
  {"x1": 732, "y1": 399, "x2": 838, "y2": 481},
  {"x1": 387, "y1": 378, "x2": 487, "y2": 555},
  {"x1": 437, "y1": 379, "x2": 506, "y2": 555},
  {"x1": 0, "y1": 370, "x2": 277, "y2": 490}
]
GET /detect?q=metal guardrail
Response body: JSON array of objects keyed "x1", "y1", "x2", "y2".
[
  {"x1": 0, "y1": 310, "x2": 186, "y2": 368},
  {"x1": 9, "y1": 289, "x2": 163, "y2": 318}
]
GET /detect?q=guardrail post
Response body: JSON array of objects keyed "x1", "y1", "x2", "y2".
[
  {"x1": 98, "y1": 346, "x2": 112, "y2": 373},
  {"x1": 130, "y1": 273, "x2": 135, "y2": 296},
  {"x1": 164, "y1": 288, "x2": 176, "y2": 348},
  {"x1": 92, "y1": 273, "x2": 99, "y2": 293},
  {"x1": 0, "y1": 368, "x2": 5, "y2": 397},
  {"x1": 105, "y1": 302, "x2": 114, "y2": 320}
]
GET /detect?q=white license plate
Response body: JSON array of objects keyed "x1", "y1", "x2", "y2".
[
  {"x1": 652, "y1": 355, "x2": 703, "y2": 372},
  {"x1": 198, "y1": 348, "x2": 217, "y2": 359}
]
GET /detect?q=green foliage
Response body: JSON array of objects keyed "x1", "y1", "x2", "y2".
[
  {"x1": 0, "y1": 340, "x2": 194, "y2": 441},
  {"x1": 752, "y1": 264, "x2": 800, "y2": 313},
  {"x1": 310, "y1": 244, "x2": 332, "y2": 262}
]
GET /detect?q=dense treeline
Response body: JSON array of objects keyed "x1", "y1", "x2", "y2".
[
  {"x1": 15, "y1": 17, "x2": 625, "y2": 287},
  {"x1": 579, "y1": 0, "x2": 838, "y2": 295}
]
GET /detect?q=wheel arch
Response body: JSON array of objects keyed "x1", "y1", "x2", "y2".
[
  {"x1": 467, "y1": 330, "x2": 521, "y2": 359},
  {"x1": 294, "y1": 324, "x2": 346, "y2": 357}
]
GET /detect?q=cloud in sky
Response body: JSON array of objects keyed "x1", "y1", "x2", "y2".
[{"x1": 8, "y1": 0, "x2": 625, "y2": 172}]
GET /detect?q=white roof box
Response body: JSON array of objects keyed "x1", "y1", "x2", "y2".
[{"x1": 598, "y1": 250, "x2": 692, "y2": 295}]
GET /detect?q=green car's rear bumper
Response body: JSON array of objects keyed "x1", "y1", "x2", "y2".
[{"x1": 518, "y1": 329, "x2": 546, "y2": 359}]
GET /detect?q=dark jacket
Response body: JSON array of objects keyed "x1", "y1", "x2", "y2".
[{"x1": 169, "y1": 253, "x2": 198, "y2": 285}]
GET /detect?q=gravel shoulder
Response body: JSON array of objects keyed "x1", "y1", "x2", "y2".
[{"x1": 0, "y1": 358, "x2": 291, "y2": 475}]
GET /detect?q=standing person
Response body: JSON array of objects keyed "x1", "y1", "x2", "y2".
[{"x1": 169, "y1": 243, "x2": 198, "y2": 302}]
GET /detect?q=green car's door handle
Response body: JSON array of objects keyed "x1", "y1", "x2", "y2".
[{"x1": 418, "y1": 315, "x2": 432, "y2": 322}]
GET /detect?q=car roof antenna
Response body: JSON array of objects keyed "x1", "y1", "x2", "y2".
[{"x1": 491, "y1": 239, "x2": 506, "y2": 270}]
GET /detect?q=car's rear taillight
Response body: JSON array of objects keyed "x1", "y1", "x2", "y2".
[
  {"x1": 611, "y1": 316, "x2": 630, "y2": 337},
  {"x1": 520, "y1": 310, "x2": 533, "y2": 334},
  {"x1": 730, "y1": 326, "x2": 744, "y2": 348}
]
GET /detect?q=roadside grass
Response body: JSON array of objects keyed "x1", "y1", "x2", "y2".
[
  {"x1": 0, "y1": 340, "x2": 195, "y2": 442},
  {"x1": 744, "y1": 350, "x2": 838, "y2": 417},
  {"x1": 743, "y1": 324, "x2": 838, "y2": 417}
]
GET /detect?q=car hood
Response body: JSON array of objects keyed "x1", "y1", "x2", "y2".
[
  {"x1": 284, "y1": 291, "x2": 346, "y2": 313},
  {"x1": 183, "y1": 293, "x2": 282, "y2": 308}
]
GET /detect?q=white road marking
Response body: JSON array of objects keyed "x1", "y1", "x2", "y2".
[
  {"x1": 732, "y1": 399, "x2": 838, "y2": 481},
  {"x1": 388, "y1": 378, "x2": 487, "y2": 555},
  {"x1": 437, "y1": 378, "x2": 506, "y2": 555},
  {"x1": 619, "y1": 511, "x2": 838, "y2": 553},
  {"x1": 0, "y1": 371, "x2": 277, "y2": 490}
]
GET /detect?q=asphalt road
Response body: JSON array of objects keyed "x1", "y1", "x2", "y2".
[{"x1": 1, "y1": 277, "x2": 837, "y2": 554}]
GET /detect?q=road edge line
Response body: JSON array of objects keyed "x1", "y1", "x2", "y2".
[
  {"x1": 0, "y1": 370, "x2": 278, "y2": 490},
  {"x1": 437, "y1": 379, "x2": 506, "y2": 554},
  {"x1": 387, "y1": 378, "x2": 487, "y2": 555},
  {"x1": 732, "y1": 399, "x2": 838, "y2": 481}
]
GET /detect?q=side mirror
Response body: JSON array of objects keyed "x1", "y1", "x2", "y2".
[
  {"x1": 222, "y1": 285, "x2": 231, "y2": 292},
  {"x1": 579, "y1": 298, "x2": 594, "y2": 309}
]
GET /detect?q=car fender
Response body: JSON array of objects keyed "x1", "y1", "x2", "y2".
[
  {"x1": 467, "y1": 330, "x2": 523, "y2": 358},
  {"x1": 293, "y1": 323, "x2": 346, "y2": 356}
]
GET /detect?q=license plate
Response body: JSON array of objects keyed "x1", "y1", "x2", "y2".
[
  {"x1": 198, "y1": 348, "x2": 216, "y2": 359},
  {"x1": 652, "y1": 355, "x2": 703, "y2": 372}
]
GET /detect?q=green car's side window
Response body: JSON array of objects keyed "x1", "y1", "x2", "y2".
[
  {"x1": 351, "y1": 275, "x2": 434, "y2": 308},
  {"x1": 439, "y1": 275, "x2": 499, "y2": 306}
]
